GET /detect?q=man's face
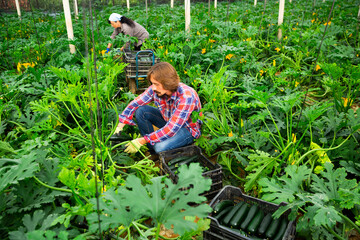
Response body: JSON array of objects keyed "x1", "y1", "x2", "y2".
[
  {"x1": 150, "y1": 76, "x2": 172, "y2": 97},
  {"x1": 110, "y1": 21, "x2": 121, "y2": 28}
]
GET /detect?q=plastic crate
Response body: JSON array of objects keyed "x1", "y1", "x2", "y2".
[
  {"x1": 159, "y1": 145, "x2": 223, "y2": 201},
  {"x1": 123, "y1": 49, "x2": 160, "y2": 78},
  {"x1": 204, "y1": 185, "x2": 296, "y2": 240}
]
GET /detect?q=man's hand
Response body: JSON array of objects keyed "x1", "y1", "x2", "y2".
[
  {"x1": 109, "y1": 123, "x2": 125, "y2": 141},
  {"x1": 124, "y1": 138, "x2": 145, "y2": 154}
]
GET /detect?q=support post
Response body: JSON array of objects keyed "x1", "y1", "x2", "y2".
[
  {"x1": 277, "y1": 0, "x2": 285, "y2": 40},
  {"x1": 74, "y1": 0, "x2": 79, "y2": 20},
  {"x1": 15, "y1": 0, "x2": 21, "y2": 20},
  {"x1": 185, "y1": 0, "x2": 190, "y2": 32},
  {"x1": 62, "y1": 0, "x2": 76, "y2": 53}
]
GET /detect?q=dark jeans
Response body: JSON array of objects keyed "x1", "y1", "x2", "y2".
[{"x1": 134, "y1": 105, "x2": 195, "y2": 153}]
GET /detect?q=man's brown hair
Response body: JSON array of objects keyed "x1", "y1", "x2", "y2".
[{"x1": 147, "y1": 62, "x2": 180, "y2": 92}]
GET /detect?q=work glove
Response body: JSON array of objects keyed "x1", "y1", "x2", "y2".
[
  {"x1": 105, "y1": 47, "x2": 110, "y2": 53},
  {"x1": 109, "y1": 124, "x2": 124, "y2": 141},
  {"x1": 124, "y1": 139, "x2": 143, "y2": 154}
]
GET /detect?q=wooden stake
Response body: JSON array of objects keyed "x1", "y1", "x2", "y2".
[
  {"x1": 278, "y1": 0, "x2": 285, "y2": 40},
  {"x1": 185, "y1": 0, "x2": 190, "y2": 32},
  {"x1": 62, "y1": 0, "x2": 76, "y2": 53},
  {"x1": 15, "y1": 0, "x2": 21, "y2": 20},
  {"x1": 74, "y1": 0, "x2": 79, "y2": 20}
]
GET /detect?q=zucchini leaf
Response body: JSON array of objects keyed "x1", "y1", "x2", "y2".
[
  {"x1": 258, "y1": 165, "x2": 311, "y2": 204},
  {"x1": 87, "y1": 163, "x2": 212, "y2": 235},
  {"x1": 0, "y1": 151, "x2": 40, "y2": 193}
]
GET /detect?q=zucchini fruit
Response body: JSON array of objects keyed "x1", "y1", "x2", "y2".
[
  {"x1": 167, "y1": 155, "x2": 198, "y2": 166},
  {"x1": 265, "y1": 217, "x2": 281, "y2": 239},
  {"x1": 213, "y1": 200, "x2": 233, "y2": 214},
  {"x1": 247, "y1": 209, "x2": 264, "y2": 233},
  {"x1": 213, "y1": 206, "x2": 233, "y2": 223},
  {"x1": 240, "y1": 204, "x2": 259, "y2": 230},
  {"x1": 229, "y1": 203, "x2": 249, "y2": 228},
  {"x1": 273, "y1": 218, "x2": 288, "y2": 240},
  {"x1": 257, "y1": 213, "x2": 272, "y2": 235},
  {"x1": 222, "y1": 202, "x2": 244, "y2": 226}
]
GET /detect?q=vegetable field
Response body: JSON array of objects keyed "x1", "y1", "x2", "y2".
[{"x1": 1, "y1": 0, "x2": 360, "y2": 239}]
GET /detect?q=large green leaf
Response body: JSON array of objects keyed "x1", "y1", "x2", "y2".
[
  {"x1": 0, "y1": 151, "x2": 40, "y2": 193},
  {"x1": 311, "y1": 162, "x2": 358, "y2": 201},
  {"x1": 87, "y1": 163, "x2": 212, "y2": 235},
  {"x1": 259, "y1": 165, "x2": 311, "y2": 204},
  {"x1": 245, "y1": 151, "x2": 279, "y2": 192}
]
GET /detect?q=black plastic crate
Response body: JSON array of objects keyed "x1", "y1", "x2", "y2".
[
  {"x1": 204, "y1": 185, "x2": 296, "y2": 240},
  {"x1": 123, "y1": 49, "x2": 160, "y2": 77},
  {"x1": 159, "y1": 145, "x2": 223, "y2": 200}
]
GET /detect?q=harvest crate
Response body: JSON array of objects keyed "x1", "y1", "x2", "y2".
[
  {"x1": 204, "y1": 185, "x2": 296, "y2": 240},
  {"x1": 120, "y1": 49, "x2": 161, "y2": 94},
  {"x1": 123, "y1": 49, "x2": 160, "y2": 77},
  {"x1": 159, "y1": 145, "x2": 223, "y2": 201}
]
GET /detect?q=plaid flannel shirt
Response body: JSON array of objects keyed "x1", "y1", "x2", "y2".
[{"x1": 118, "y1": 83, "x2": 202, "y2": 145}]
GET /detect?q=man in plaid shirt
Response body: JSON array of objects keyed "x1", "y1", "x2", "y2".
[{"x1": 111, "y1": 62, "x2": 202, "y2": 154}]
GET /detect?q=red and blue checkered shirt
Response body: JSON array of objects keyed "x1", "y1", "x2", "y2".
[{"x1": 119, "y1": 83, "x2": 202, "y2": 145}]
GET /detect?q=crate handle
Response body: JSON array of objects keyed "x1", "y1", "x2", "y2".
[{"x1": 135, "y1": 50, "x2": 156, "y2": 88}]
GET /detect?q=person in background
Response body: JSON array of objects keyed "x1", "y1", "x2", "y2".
[
  {"x1": 110, "y1": 62, "x2": 202, "y2": 156},
  {"x1": 106, "y1": 13, "x2": 149, "y2": 53}
]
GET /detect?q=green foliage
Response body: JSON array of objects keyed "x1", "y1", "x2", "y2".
[
  {"x1": 87, "y1": 163, "x2": 212, "y2": 237},
  {"x1": 259, "y1": 163, "x2": 360, "y2": 239},
  {"x1": 0, "y1": 151, "x2": 40, "y2": 193}
]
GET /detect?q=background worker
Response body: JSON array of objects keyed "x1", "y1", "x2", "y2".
[
  {"x1": 106, "y1": 13, "x2": 149, "y2": 53},
  {"x1": 110, "y1": 62, "x2": 203, "y2": 155}
]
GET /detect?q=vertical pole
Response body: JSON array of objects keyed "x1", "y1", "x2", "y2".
[
  {"x1": 208, "y1": 0, "x2": 210, "y2": 17},
  {"x1": 146, "y1": 0, "x2": 148, "y2": 15},
  {"x1": 127, "y1": 0, "x2": 130, "y2": 12},
  {"x1": 74, "y1": 0, "x2": 79, "y2": 20},
  {"x1": 171, "y1": 0, "x2": 174, "y2": 8},
  {"x1": 62, "y1": 0, "x2": 76, "y2": 53},
  {"x1": 277, "y1": 0, "x2": 285, "y2": 40},
  {"x1": 214, "y1": 0, "x2": 217, "y2": 9},
  {"x1": 185, "y1": 0, "x2": 190, "y2": 32},
  {"x1": 15, "y1": 0, "x2": 21, "y2": 20},
  {"x1": 254, "y1": 0, "x2": 257, "y2": 6}
]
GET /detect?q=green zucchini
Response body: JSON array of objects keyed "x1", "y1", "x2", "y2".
[
  {"x1": 167, "y1": 155, "x2": 198, "y2": 166},
  {"x1": 265, "y1": 217, "x2": 281, "y2": 239},
  {"x1": 213, "y1": 200, "x2": 233, "y2": 214},
  {"x1": 247, "y1": 209, "x2": 264, "y2": 233},
  {"x1": 240, "y1": 204, "x2": 259, "y2": 230},
  {"x1": 257, "y1": 212, "x2": 272, "y2": 236},
  {"x1": 229, "y1": 203, "x2": 249, "y2": 228},
  {"x1": 222, "y1": 202, "x2": 244, "y2": 226},
  {"x1": 273, "y1": 218, "x2": 288, "y2": 240},
  {"x1": 212, "y1": 206, "x2": 233, "y2": 223}
]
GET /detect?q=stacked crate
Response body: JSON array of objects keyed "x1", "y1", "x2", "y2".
[
  {"x1": 159, "y1": 145, "x2": 223, "y2": 201},
  {"x1": 204, "y1": 185, "x2": 297, "y2": 240}
]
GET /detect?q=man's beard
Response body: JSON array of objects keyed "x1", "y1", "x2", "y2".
[{"x1": 154, "y1": 90, "x2": 166, "y2": 97}]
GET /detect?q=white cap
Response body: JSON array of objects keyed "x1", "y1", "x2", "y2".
[{"x1": 109, "y1": 13, "x2": 122, "y2": 22}]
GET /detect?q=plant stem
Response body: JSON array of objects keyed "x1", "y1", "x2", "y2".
[
  {"x1": 296, "y1": 133, "x2": 353, "y2": 165},
  {"x1": 339, "y1": 212, "x2": 360, "y2": 234},
  {"x1": 324, "y1": 225, "x2": 346, "y2": 240},
  {"x1": 155, "y1": 222, "x2": 161, "y2": 240},
  {"x1": 33, "y1": 176, "x2": 89, "y2": 203}
]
